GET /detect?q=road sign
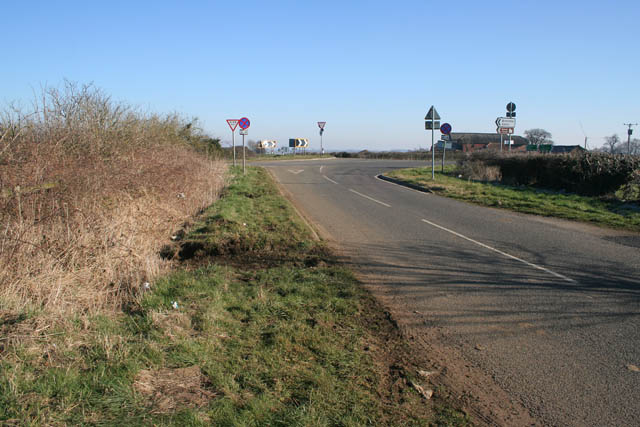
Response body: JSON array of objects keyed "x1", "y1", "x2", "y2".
[
  {"x1": 226, "y1": 119, "x2": 239, "y2": 131},
  {"x1": 506, "y1": 102, "x2": 516, "y2": 112},
  {"x1": 440, "y1": 122, "x2": 452, "y2": 135},
  {"x1": 498, "y1": 127, "x2": 514, "y2": 135},
  {"x1": 425, "y1": 106, "x2": 441, "y2": 121},
  {"x1": 496, "y1": 117, "x2": 516, "y2": 128},
  {"x1": 425, "y1": 121, "x2": 441, "y2": 130},
  {"x1": 239, "y1": 129, "x2": 248, "y2": 135},
  {"x1": 318, "y1": 121, "x2": 326, "y2": 129},
  {"x1": 289, "y1": 138, "x2": 308, "y2": 148},
  {"x1": 238, "y1": 117, "x2": 250, "y2": 130}
]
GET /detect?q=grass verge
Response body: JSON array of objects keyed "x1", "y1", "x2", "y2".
[
  {"x1": 1, "y1": 166, "x2": 469, "y2": 425},
  {"x1": 386, "y1": 166, "x2": 640, "y2": 231}
]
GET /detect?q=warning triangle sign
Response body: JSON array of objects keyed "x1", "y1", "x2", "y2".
[
  {"x1": 227, "y1": 119, "x2": 239, "y2": 131},
  {"x1": 424, "y1": 106, "x2": 441, "y2": 121}
]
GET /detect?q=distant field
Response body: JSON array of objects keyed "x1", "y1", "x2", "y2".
[{"x1": 387, "y1": 165, "x2": 640, "y2": 232}]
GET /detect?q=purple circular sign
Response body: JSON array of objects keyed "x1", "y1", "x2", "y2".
[
  {"x1": 238, "y1": 117, "x2": 250, "y2": 130},
  {"x1": 440, "y1": 122, "x2": 452, "y2": 135}
]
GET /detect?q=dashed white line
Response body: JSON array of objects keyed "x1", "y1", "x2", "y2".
[
  {"x1": 323, "y1": 175, "x2": 338, "y2": 184},
  {"x1": 420, "y1": 218, "x2": 576, "y2": 283},
  {"x1": 320, "y1": 165, "x2": 324, "y2": 172},
  {"x1": 349, "y1": 189, "x2": 391, "y2": 207}
]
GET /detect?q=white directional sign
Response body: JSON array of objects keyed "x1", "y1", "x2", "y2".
[
  {"x1": 239, "y1": 129, "x2": 248, "y2": 135},
  {"x1": 496, "y1": 117, "x2": 516, "y2": 128}
]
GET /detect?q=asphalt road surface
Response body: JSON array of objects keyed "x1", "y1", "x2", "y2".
[{"x1": 257, "y1": 158, "x2": 640, "y2": 426}]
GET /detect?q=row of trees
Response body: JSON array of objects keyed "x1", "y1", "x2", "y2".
[{"x1": 599, "y1": 134, "x2": 640, "y2": 155}]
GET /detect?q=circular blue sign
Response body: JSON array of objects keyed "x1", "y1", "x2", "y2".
[
  {"x1": 238, "y1": 117, "x2": 250, "y2": 130},
  {"x1": 440, "y1": 122, "x2": 452, "y2": 135}
]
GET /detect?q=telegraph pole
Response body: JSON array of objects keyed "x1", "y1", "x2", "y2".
[{"x1": 623, "y1": 123, "x2": 637, "y2": 155}]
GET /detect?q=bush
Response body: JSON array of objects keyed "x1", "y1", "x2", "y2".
[
  {"x1": 456, "y1": 151, "x2": 504, "y2": 181},
  {"x1": 0, "y1": 81, "x2": 227, "y2": 319},
  {"x1": 616, "y1": 169, "x2": 640, "y2": 202}
]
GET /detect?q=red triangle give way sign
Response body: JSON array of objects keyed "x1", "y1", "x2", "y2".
[{"x1": 227, "y1": 119, "x2": 239, "y2": 131}]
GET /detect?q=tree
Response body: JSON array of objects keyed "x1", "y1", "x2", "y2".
[
  {"x1": 246, "y1": 139, "x2": 259, "y2": 153},
  {"x1": 524, "y1": 128, "x2": 553, "y2": 146},
  {"x1": 603, "y1": 134, "x2": 620, "y2": 153}
]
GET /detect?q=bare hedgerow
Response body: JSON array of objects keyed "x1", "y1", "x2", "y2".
[{"x1": 0, "y1": 82, "x2": 227, "y2": 325}]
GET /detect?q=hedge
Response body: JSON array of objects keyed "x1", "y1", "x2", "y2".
[{"x1": 464, "y1": 152, "x2": 640, "y2": 196}]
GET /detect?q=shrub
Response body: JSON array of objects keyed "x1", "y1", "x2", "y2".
[
  {"x1": 0, "y1": 82, "x2": 227, "y2": 321},
  {"x1": 458, "y1": 151, "x2": 640, "y2": 197}
]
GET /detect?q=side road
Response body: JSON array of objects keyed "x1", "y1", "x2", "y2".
[{"x1": 385, "y1": 166, "x2": 640, "y2": 231}]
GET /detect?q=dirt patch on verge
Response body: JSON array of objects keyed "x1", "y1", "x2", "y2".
[
  {"x1": 358, "y1": 270, "x2": 539, "y2": 426},
  {"x1": 134, "y1": 366, "x2": 218, "y2": 414}
]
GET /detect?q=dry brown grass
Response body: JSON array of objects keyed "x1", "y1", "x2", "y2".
[{"x1": 0, "y1": 82, "x2": 227, "y2": 334}]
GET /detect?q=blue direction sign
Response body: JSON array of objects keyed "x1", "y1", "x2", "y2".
[
  {"x1": 440, "y1": 122, "x2": 452, "y2": 135},
  {"x1": 238, "y1": 117, "x2": 250, "y2": 130}
]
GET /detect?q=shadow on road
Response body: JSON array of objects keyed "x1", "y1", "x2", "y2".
[{"x1": 337, "y1": 240, "x2": 640, "y2": 337}]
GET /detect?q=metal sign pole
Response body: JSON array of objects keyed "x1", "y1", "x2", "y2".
[
  {"x1": 442, "y1": 138, "x2": 446, "y2": 173},
  {"x1": 232, "y1": 130, "x2": 236, "y2": 166},
  {"x1": 509, "y1": 133, "x2": 512, "y2": 152},
  {"x1": 242, "y1": 133, "x2": 246, "y2": 174},
  {"x1": 321, "y1": 133, "x2": 323, "y2": 155},
  {"x1": 500, "y1": 133, "x2": 503, "y2": 152},
  {"x1": 431, "y1": 127, "x2": 435, "y2": 180}
]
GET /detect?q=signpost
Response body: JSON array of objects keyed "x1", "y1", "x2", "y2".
[
  {"x1": 495, "y1": 117, "x2": 516, "y2": 128},
  {"x1": 496, "y1": 103, "x2": 516, "y2": 151},
  {"x1": 506, "y1": 102, "x2": 516, "y2": 151},
  {"x1": 318, "y1": 122, "x2": 326, "y2": 154},
  {"x1": 440, "y1": 122, "x2": 452, "y2": 172},
  {"x1": 425, "y1": 106, "x2": 441, "y2": 180},
  {"x1": 227, "y1": 119, "x2": 239, "y2": 166},
  {"x1": 238, "y1": 117, "x2": 250, "y2": 174}
]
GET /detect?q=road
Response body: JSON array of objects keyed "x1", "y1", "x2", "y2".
[{"x1": 258, "y1": 158, "x2": 640, "y2": 426}]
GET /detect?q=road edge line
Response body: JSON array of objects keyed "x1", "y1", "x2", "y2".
[{"x1": 376, "y1": 174, "x2": 432, "y2": 194}]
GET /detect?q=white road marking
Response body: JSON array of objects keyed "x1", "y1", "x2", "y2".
[
  {"x1": 349, "y1": 189, "x2": 391, "y2": 207},
  {"x1": 288, "y1": 169, "x2": 304, "y2": 174},
  {"x1": 320, "y1": 165, "x2": 324, "y2": 172},
  {"x1": 420, "y1": 218, "x2": 576, "y2": 283},
  {"x1": 323, "y1": 175, "x2": 338, "y2": 185}
]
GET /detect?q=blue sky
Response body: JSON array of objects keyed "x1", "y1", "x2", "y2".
[{"x1": 2, "y1": 0, "x2": 639, "y2": 151}]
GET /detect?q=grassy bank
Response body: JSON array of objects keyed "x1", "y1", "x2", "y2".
[
  {"x1": 1, "y1": 167, "x2": 468, "y2": 425},
  {"x1": 387, "y1": 166, "x2": 640, "y2": 231}
]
